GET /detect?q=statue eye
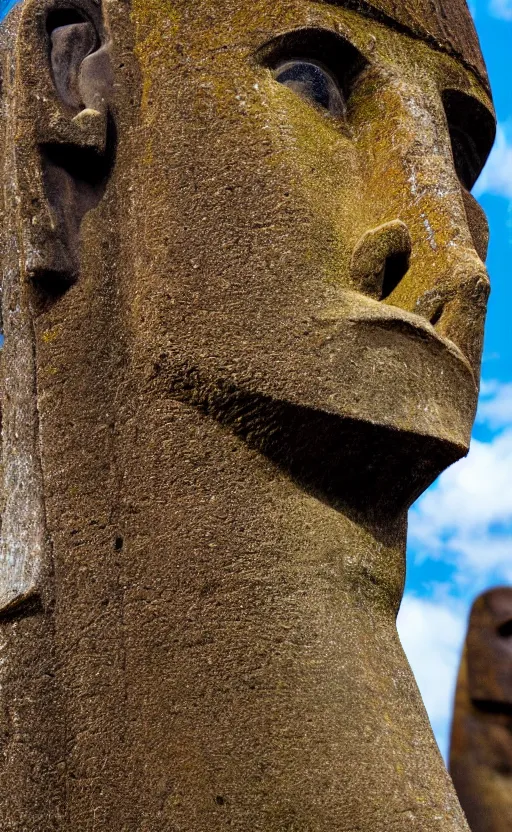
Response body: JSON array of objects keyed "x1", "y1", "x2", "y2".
[
  {"x1": 442, "y1": 89, "x2": 495, "y2": 191},
  {"x1": 498, "y1": 619, "x2": 512, "y2": 638},
  {"x1": 274, "y1": 60, "x2": 346, "y2": 118}
]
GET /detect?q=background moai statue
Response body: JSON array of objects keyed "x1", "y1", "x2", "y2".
[
  {"x1": 450, "y1": 588, "x2": 512, "y2": 832},
  {"x1": 0, "y1": 0, "x2": 496, "y2": 829}
]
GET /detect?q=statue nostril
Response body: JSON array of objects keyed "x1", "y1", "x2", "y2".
[
  {"x1": 429, "y1": 304, "x2": 443, "y2": 327},
  {"x1": 415, "y1": 288, "x2": 450, "y2": 327},
  {"x1": 350, "y1": 220, "x2": 412, "y2": 301},
  {"x1": 380, "y1": 250, "x2": 410, "y2": 300}
]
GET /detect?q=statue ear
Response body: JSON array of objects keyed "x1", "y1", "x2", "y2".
[
  {"x1": 49, "y1": 10, "x2": 113, "y2": 115},
  {"x1": 50, "y1": 16, "x2": 98, "y2": 108},
  {"x1": 14, "y1": 1, "x2": 116, "y2": 301}
]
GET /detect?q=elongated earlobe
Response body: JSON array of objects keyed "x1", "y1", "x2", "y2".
[
  {"x1": 14, "y1": 0, "x2": 116, "y2": 302},
  {"x1": 50, "y1": 18, "x2": 99, "y2": 108}
]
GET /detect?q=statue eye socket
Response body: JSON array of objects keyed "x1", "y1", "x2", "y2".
[
  {"x1": 498, "y1": 619, "x2": 512, "y2": 638},
  {"x1": 274, "y1": 60, "x2": 346, "y2": 118},
  {"x1": 450, "y1": 127, "x2": 483, "y2": 192},
  {"x1": 442, "y1": 89, "x2": 496, "y2": 191}
]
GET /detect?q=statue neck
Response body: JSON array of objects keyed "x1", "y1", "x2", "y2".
[{"x1": 133, "y1": 397, "x2": 408, "y2": 620}]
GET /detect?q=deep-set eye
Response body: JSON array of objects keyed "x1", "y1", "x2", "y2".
[
  {"x1": 257, "y1": 29, "x2": 368, "y2": 121},
  {"x1": 498, "y1": 619, "x2": 512, "y2": 639},
  {"x1": 274, "y1": 60, "x2": 346, "y2": 118},
  {"x1": 442, "y1": 89, "x2": 496, "y2": 191},
  {"x1": 450, "y1": 127, "x2": 482, "y2": 192}
]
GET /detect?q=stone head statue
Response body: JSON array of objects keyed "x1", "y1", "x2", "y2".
[
  {"x1": 450, "y1": 588, "x2": 512, "y2": 832},
  {"x1": 0, "y1": 0, "x2": 495, "y2": 829}
]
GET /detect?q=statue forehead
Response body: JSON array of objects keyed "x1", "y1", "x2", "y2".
[
  {"x1": 315, "y1": 0, "x2": 488, "y2": 91},
  {"x1": 1, "y1": 0, "x2": 487, "y2": 90},
  {"x1": 470, "y1": 587, "x2": 512, "y2": 631}
]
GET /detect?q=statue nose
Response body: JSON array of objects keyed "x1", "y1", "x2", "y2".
[
  {"x1": 414, "y1": 267, "x2": 490, "y2": 327},
  {"x1": 350, "y1": 220, "x2": 412, "y2": 301},
  {"x1": 415, "y1": 262, "x2": 490, "y2": 372},
  {"x1": 349, "y1": 220, "x2": 490, "y2": 373}
]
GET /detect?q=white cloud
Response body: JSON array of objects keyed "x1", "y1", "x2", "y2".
[
  {"x1": 397, "y1": 594, "x2": 466, "y2": 758},
  {"x1": 489, "y1": 0, "x2": 512, "y2": 19},
  {"x1": 479, "y1": 378, "x2": 500, "y2": 397},
  {"x1": 477, "y1": 380, "x2": 512, "y2": 429},
  {"x1": 397, "y1": 595, "x2": 465, "y2": 723},
  {"x1": 474, "y1": 125, "x2": 512, "y2": 200},
  {"x1": 409, "y1": 429, "x2": 512, "y2": 575},
  {"x1": 402, "y1": 379, "x2": 512, "y2": 756}
]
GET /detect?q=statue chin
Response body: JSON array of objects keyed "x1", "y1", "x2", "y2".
[{"x1": 164, "y1": 292, "x2": 476, "y2": 522}]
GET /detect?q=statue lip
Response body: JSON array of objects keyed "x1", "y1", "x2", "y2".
[
  {"x1": 352, "y1": 306, "x2": 469, "y2": 362},
  {"x1": 316, "y1": 291, "x2": 477, "y2": 388}
]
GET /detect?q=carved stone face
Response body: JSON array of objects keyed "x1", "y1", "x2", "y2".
[
  {"x1": 123, "y1": 0, "x2": 495, "y2": 503},
  {"x1": 5, "y1": 0, "x2": 495, "y2": 517},
  {"x1": 450, "y1": 588, "x2": 512, "y2": 832},
  {"x1": 0, "y1": 4, "x2": 496, "y2": 828},
  {"x1": 466, "y1": 588, "x2": 512, "y2": 709}
]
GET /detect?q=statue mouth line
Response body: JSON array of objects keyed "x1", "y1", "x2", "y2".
[{"x1": 163, "y1": 361, "x2": 466, "y2": 524}]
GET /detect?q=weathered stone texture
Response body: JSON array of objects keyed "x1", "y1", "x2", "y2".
[
  {"x1": 336, "y1": 0, "x2": 489, "y2": 87},
  {"x1": 0, "y1": 0, "x2": 495, "y2": 829},
  {"x1": 450, "y1": 588, "x2": 512, "y2": 832}
]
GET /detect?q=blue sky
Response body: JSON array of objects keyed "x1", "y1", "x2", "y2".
[
  {"x1": 0, "y1": 0, "x2": 508, "y2": 764},
  {"x1": 397, "y1": 0, "x2": 512, "y2": 759},
  {"x1": 0, "y1": 0, "x2": 18, "y2": 18}
]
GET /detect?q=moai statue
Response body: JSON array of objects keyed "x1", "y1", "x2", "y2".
[
  {"x1": 450, "y1": 588, "x2": 512, "y2": 832},
  {"x1": 0, "y1": 0, "x2": 495, "y2": 829}
]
